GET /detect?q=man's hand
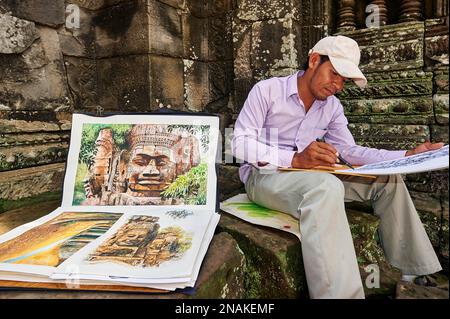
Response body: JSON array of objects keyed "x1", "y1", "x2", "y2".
[
  {"x1": 291, "y1": 140, "x2": 338, "y2": 168},
  {"x1": 405, "y1": 141, "x2": 444, "y2": 157}
]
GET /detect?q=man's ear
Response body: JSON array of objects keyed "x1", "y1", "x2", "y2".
[{"x1": 308, "y1": 53, "x2": 321, "y2": 70}]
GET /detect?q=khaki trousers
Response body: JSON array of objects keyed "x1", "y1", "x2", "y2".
[{"x1": 245, "y1": 168, "x2": 442, "y2": 299}]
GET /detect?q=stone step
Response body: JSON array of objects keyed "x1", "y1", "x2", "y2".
[
  {"x1": 0, "y1": 162, "x2": 65, "y2": 204},
  {"x1": 217, "y1": 210, "x2": 401, "y2": 298},
  {"x1": 396, "y1": 280, "x2": 449, "y2": 299}
]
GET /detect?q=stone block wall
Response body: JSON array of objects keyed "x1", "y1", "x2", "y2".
[
  {"x1": 0, "y1": 0, "x2": 235, "y2": 207},
  {"x1": 336, "y1": 13, "x2": 449, "y2": 270},
  {"x1": 0, "y1": 1, "x2": 72, "y2": 206}
]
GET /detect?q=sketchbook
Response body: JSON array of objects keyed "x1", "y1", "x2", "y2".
[{"x1": 0, "y1": 113, "x2": 221, "y2": 292}]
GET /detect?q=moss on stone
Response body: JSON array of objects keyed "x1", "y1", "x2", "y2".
[{"x1": 0, "y1": 191, "x2": 62, "y2": 213}]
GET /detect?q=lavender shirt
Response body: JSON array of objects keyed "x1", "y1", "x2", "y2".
[{"x1": 232, "y1": 71, "x2": 407, "y2": 184}]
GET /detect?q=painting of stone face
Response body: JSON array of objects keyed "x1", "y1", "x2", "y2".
[
  {"x1": 87, "y1": 215, "x2": 193, "y2": 268},
  {"x1": 0, "y1": 212, "x2": 122, "y2": 267},
  {"x1": 73, "y1": 123, "x2": 210, "y2": 206}
]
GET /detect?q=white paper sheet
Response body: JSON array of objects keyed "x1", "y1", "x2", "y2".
[{"x1": 337, "y1": 145, "x2": 449, "y2": 175}]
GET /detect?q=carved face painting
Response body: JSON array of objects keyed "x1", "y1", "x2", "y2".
[{"x1": 126, "y1": 144, "x2": 177, "y2": 197}]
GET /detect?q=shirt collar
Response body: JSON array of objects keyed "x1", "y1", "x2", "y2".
[{"x1": 287, "y1": 70, "x2": 304, "y2": 98}]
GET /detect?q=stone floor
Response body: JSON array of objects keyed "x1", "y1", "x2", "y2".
[{"x1": 0, "y1": 200, "x2": 448, "y2": 299}]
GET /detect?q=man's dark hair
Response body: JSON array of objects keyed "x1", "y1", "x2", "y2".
[{"x1": 302, "y1": 55, "x2": 330, "y2": 70}]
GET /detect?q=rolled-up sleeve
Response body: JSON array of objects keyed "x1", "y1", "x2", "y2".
[
  {"x1": 325, "y1": 101, "x2": 407, "y2": 165},
  {"x1": 232, "y1": 84, "x2": 296, "y2": 167}
]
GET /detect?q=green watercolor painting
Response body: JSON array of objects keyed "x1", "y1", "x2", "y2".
[{"x1": 225, "y1": 202, "x2": 281, "y2": 218}]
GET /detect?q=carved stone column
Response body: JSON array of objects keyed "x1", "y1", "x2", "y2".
[
  {"x1": 337, "y1": 0, "x2": 356, "y2": 32},
  {"x1": 399, "y1": 0, "x2": 424, "y2": 22},
  {"x1": 368, "y1": 0, "x2": 388, "y2": 26},
  {"x1": 434, "y1": 0, "x2": 449, "y2": 17}
]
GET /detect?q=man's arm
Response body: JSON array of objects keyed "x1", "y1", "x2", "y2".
[{"x1": 231, "y1": 84, "x2": 296, "y2": 167}]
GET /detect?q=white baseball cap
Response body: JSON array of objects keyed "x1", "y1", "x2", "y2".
[{"x1": 309, "y1": 35, "x2": 367, "y2": 88}]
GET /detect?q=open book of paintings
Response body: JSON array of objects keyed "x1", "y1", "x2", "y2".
[{"x1": 0, "y1": 113, "x2": 221, "y2": 292}]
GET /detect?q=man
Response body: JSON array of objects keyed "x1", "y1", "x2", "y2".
[{"x1": 232, "y1": 35, "x2": 444, "y2": 299}]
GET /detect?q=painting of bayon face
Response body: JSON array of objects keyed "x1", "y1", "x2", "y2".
[{"x1": 81, "y1": 124, "x2": 201, "y2": 206}]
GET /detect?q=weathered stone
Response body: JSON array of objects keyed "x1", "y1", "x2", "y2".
[
  {"x1": 251, "y1": 18, "x2": 299, "y2": 80},
  {"x1": 233, "y1": 19, "x2": 252, "y2": 78},
  {"x1": 155, "y1": 0, "x2": 185, "y2": 9},
  {"x1": 425, "y1": 18, "x2": 449, "y2": 68},
  {"x1": 431, "y1": 124, "x2": 449, "y2": 143},
  {"x1": 434, "y1": 65, "x2": 449, "y2": 93},
  {"x1": 433, "y1": 94, "x2": 449, "y2": 124},
  {"x1": 94, "y1": 0, "x2": 148, "y2": 58},
  {"x1": 340, "y1": 22, "x2": 425, "y2": 73},
  {"x1": 190, "y1": 232, "x2": 246, "y2": 299},
  {"x1": 217, "y1": 212, "x2": 306, "y2": 298},
  {"x1": 0, "y1": 13, "x2": 39, "y2": 54},
  {"x1": 233, "y1": 77, "x2": 256, "y2": 111},
  {"x1": 348, "y1": 123, "x2": 430, "y2": 150},
  {"x1": 0, "y1": 0, "x2": 65, "y2": 27},
  {"x1": 0, "y1": 143, "x2": 68, "y2": 172},
  {"x1": 205, "y1": 61, "x2": 234, "y2": 113},
  {"x1": 66, "y1": 0, "x2": 129, "y2": 11},
  {"x1": 147, "y1": 0, "x2": 183, "y2": 57},
  {"x1": 0, "y1": 132, "x2": 69, "y2": 149},
  {"x1": 346, "y1": 209, "x2": 401, "y2": 297},
  {"x1": 342, "y1": 97, "x2": 434, "y2": 117},
  {"x1": 336, "y1": 0, "x2": 356, "y2": 32},
  {"x1": 208, "y1": 13, "x2": 233, "y2": 61},
  {"x1": 97, "y1": 55, "x2": 150, "y2": 112},
  {"x1": 58, "y1": 6, "x2": 96, "y2": 58},
  {"x1": 440, "y1": 195, "x2": 449, "y2": 272},
  {"x1": 208, "y1": 0, "x2": 235, "y2": 16},
  {"x1": 0, "y1": 26, "x2": 72, "y2": 111},
  {"x1": 0, "y1": 118, "x2": 63, "y2": 134},
  {"x1": 218, "y1": 209, "x2": 399, "y2": 298},
  {"x1": 296, "y1": 24, "x2": 329, "y2": 68},
  {"x1": 187, "y1": 0, "x2": 234, "y2": 18},
  {"x1": 237, "y1": 0, "x2": 300, "y2": 21},
  {"x1": 0, "y1": 199, "x2": 61, "y2": 233},
  {"x1": 0, "y1": 163, "x2": 65, "y2": 201},
  {"x1": 93, "y1": 0, "x2": 183, "y2": 58},
  {"x1": 396, "y1": 281, "x2": 449, "y2": 299},
  {"x1": 64, "y1": 57, "x2": 98, "y2": 111},
  {"x1": 183, "y1": 60, "x2": 233, "y2": 113},
  {"x1": 346, "y1": 115, "x2": 435, "y2": 125},
  {"x1": 405, "y1": 171, "x2": 449, "y2": 194},
  {"x1": 182, "y1": 14, "x2": 208, "y2": 60},
  {"x1": 410, "y1": 191, "x2": 443, "y2": 216},
  {"x1": 339, "y1": 70, "x2": 433, "y2": 100},
  {"x1": 184, "y1": 60, "x2": 209, "y2": 111},
  {"x1": 218, "y1": 165, "x2": 245, "y2": 202},
  {"x1": 417, "y1": 210, "x2": 442, "y2": 249},
  {"x1": 150, "y1": 55, "x2": 185, "y2": 110}
]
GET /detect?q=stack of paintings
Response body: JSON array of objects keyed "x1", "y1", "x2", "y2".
[{"x1": 0, "y1": 114, "x2": 220, "y2": 291}]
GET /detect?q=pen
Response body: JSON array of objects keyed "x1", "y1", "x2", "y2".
[{"x1": 316, "y1": 138, "x2": 355, "y2": 169}]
